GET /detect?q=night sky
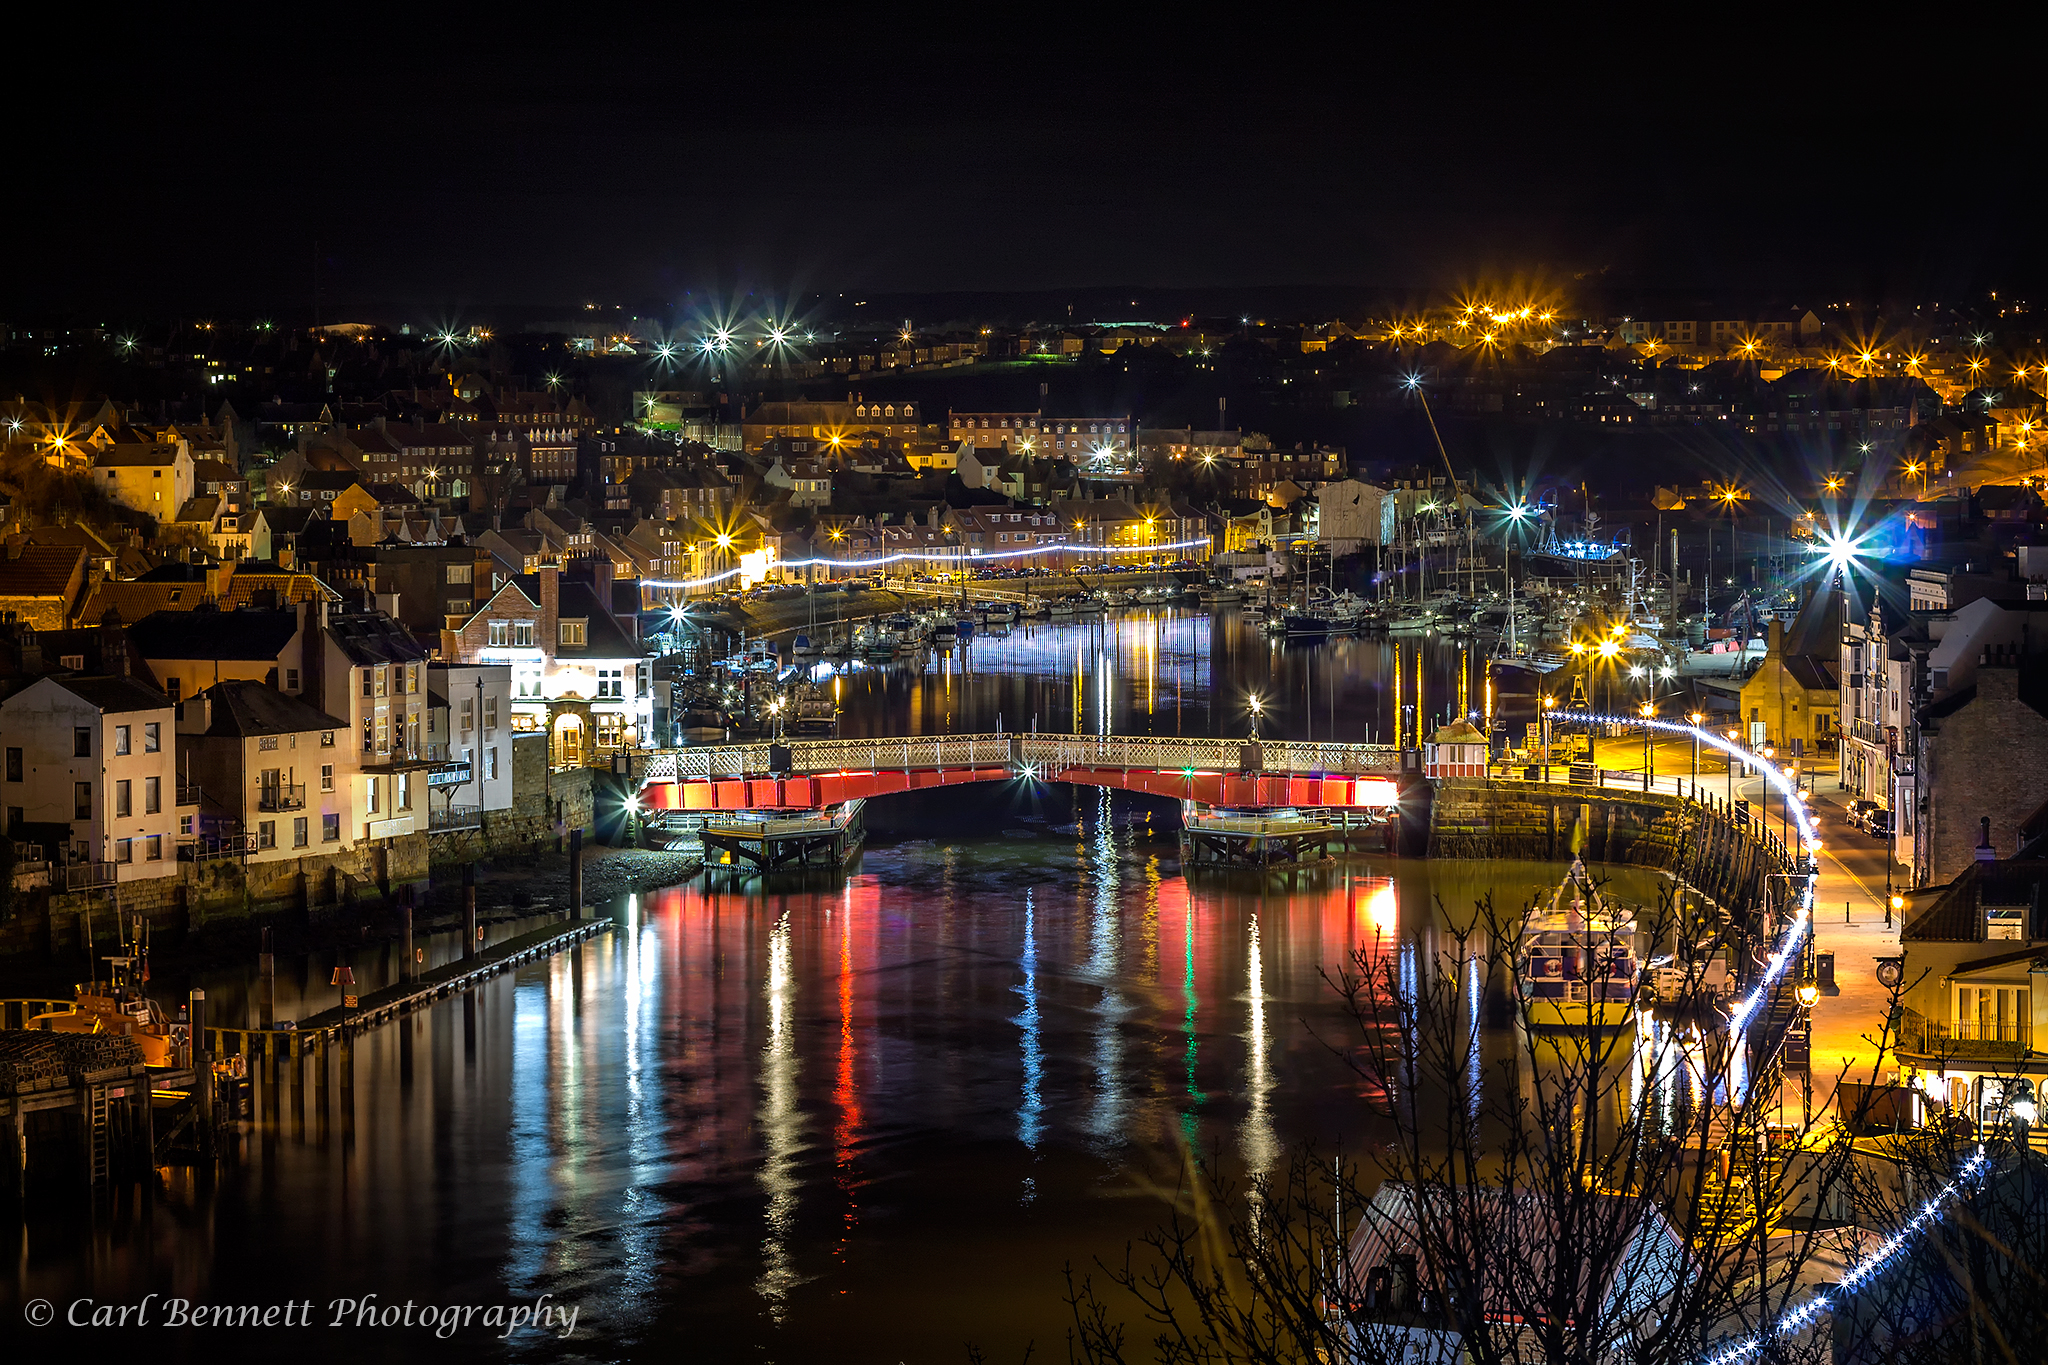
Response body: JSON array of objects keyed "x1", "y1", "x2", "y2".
[{"x1": 21, "y1": 17, "x2": 2041, "y2": 319}]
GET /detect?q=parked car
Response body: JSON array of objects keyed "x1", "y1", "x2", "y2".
[
  {"x1": 1867, "y1": 809, "x2": 1894, "y2": 839},
  {"x1": 1845, "y1": 799, "x2": 1881, "y2": 831}
]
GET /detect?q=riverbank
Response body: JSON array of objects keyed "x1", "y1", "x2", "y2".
[{"x1": 0, "y1": 846, "x2": 702, "y2": 998}]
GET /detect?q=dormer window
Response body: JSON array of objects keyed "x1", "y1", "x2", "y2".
[{"x1": 560, "y1": 620, "x2": 587, "y2": 647}]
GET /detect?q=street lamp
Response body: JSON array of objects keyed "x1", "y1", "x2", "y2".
[
  {"x1": 1688, "y1": 711, "x2": 1705, "y2": 794},
  {"x1": 1246, "y1": 693, "x2": 1264, "y2": 739},
  {"x1": 1639, "y1": 700, "x2": 1656, "y2": 790}
]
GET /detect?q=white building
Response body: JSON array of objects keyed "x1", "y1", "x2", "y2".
[
  {"x1": 0, "y1": 675, "x2": 195, "y2": 880},
  {"x1": 177, "y1": 680, "x2": 356, "y2": 861},
  {"x1": 318, "y1": 606, "x2": 431, "y2": 841},
  {"x1": 425, "y1": 663, "x2": 515, "y2": 828}
]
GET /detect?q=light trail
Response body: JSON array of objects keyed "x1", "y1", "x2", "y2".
[{"x1": 642, "y1": 536, "x2": 1216, "y2": 592}]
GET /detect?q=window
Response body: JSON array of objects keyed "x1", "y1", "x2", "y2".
[
  {"x1": 258, "y1": 820, "x2": 276, "y2": 850},
  {"x1": 285, "y1": 669, "x2": 299, "y2": 692},
  {"x1": 460, "y1": 698, "x2": 473, "y2": 731},
  {"x1": 293, "y1": 816, "x2": 308, "y2": 848},
  {"x1": 375, "y1": 668, "x2": 387, "y2": 698},
  {"x1": 320, "y1": 764, "x2": 334, "y2": 792},
  {"x1": 362, "y1": 719, "x2": 373, "y2": 753},
  {"x1": 116, "y1": 838, "x2": 132, "y2": 863},
  {"x1": 486, "y1": 747, "x2": 498, "y2": 781},
  {"x1": 75, "y1": 727, "x2": 91, "y2": 758},
  {"x1": 596, "y1": 714, "x2": 623, "y2": 749},
  {"x1": 376, "y1": 718, "x2": 389, "y2": 753},
  {"x1": 560, "y1": 620, "x2": 586, "y2": 646},
  {"x1": 75, "y1": 783, "x2": 91, "y2": 820},
  {"x1": 447, "y1": 563, "x2": 473, "y2": 584},
  {"x1": 180, "y1": 815, "x2": 192, "y2": 836},
  {"x1": 323, "y1": 813, "x2": 340, "y2": 842},
  {"x1": 115, "y1": 725, "x2": 131, "y2": 755},
  {"x1": 489, "y1": 620, "x2": 509, "y2": 647},
  {"x1": 146, "y1": 835, "x2": 162, "y2": 862},
  {"x1": 597, "y1": 668, "x2": 624, "y2": 698},
  {"x1": 144, "y1": 722, "x2": 160, "y2": 752},
  {"x1": 366, "y1": 778, "x2": 380, "y2": 815},
  {"x1": 408, "y1": 666, "x2": 419, "y2": 694},
  {"x1": 362, "y1": 669, "x2": 374, "y2": 697},
  {"x1": 166, "y1": 677, "x2": 180, "y2": 703},
  {"x1": 115, "y1": 780, "x2": 132, "y2": 818},
  {"x1": 5, "y1": 748, "x2": 19, "y2": 782},
  {"x1": 513, "y1": 621, "x2": 534, "y2": 647},
  {"x1": 145, "y1": 776, "x2": 160, "y2": 814},
  {"x1": 398, "y1": 773, "x2": 413, "y2": 811}
]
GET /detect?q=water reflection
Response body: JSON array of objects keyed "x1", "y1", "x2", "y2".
[
  {"x1": 757, "y1": 907, "x2": 799, "y2": 1320},
  {"x1": 9, "y1": 801, "x2": 1673, "y2": 1363},
  {"x1": 827, "y1": 609, "x2": 1492, "y2": 745}
]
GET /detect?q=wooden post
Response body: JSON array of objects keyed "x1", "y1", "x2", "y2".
[
  {"x1": 570, "y1": 828, "x2": 583, "y2": 922},
  {"x1": 190, "y1": 988, "x2": 212, "y2": 1156},
  {"x1": 400, "y1": 891, "x2": 415, "y2": 984},
  {"x1": 258, "y1": 926, "x2": 275, "y2": 1030},
  {"x1": 463, "y1": 862, "x2": 478, "y2": 961}
]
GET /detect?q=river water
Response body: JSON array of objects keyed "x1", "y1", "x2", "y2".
[{"x1": 6, "y1": 611, "x2": 1626, "y2": 1362}]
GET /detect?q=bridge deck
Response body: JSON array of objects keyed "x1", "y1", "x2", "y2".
[{"x1": 638, "y1": 732, "x2": 1402, "y2": 813}]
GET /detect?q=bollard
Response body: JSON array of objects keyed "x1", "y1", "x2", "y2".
[
  {"x1": 258, "y1": 926, "x2": 275, "y2": 1029},
  {"x1": 400, "y1": 892, "x2": 415, "y2": 984},
  {"x1": 190, "y1": 988, "x2": 213, "y2": 1156},
  {"x1": 463, "y1": 862, "x2": 478, "y2": 961},
  {"x1": 570, "y1": 828, "x2": 583, "y2": 922}
]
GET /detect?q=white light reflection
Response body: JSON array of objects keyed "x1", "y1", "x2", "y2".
[
  {"x1": 1241, "y1": 912, "x2": 1277, "y2": 1174},
  {"x1": 1085, "y1": 789, "x2": 1129, "y2": 1148},
  {"x1": 1014, "y1": 889, "x2": 1044, "y2": 1156},
  {"x1": 756, "y1": 908, "x2": 800, "y2": 1319}
]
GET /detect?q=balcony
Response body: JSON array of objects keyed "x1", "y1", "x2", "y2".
[
  {"x1": 177, "y1": 781, "x2": 202, "y2": 807},
  {"x1": 258, "y1": 783, "x2": 307, "y2": 812},
  {"x1": 61, "y1": 861, "x2": 119, "y2": 890},
  {"x1": 429, "y1": 804, "x2": 482, "y2": 832}
]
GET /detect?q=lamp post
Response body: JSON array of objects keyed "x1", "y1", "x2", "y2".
[
  {"x1": 1247, "y1": 693, "x2": 1263, "y2": 740},
  {"x1": 1689, "y1": 711, "x2": 1705, "y2": 796},
  {"x1": 1639, "y1": 700, "x2": 1656, "y2": 791}
]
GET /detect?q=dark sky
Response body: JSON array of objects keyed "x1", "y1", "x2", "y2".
[{"x1": 20, "y1": 16, "x2": 2041, "y2": 320}]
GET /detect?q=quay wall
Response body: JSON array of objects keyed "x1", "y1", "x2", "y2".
[
  {"x1": 1426, "y1": 776, "x2": 1776, "y2": 912},
  {"x1": 0, "y1": 759, "x2": 593, "y2": 960}
]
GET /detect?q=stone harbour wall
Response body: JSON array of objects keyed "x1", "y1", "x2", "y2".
[{"x1": 1426, "y1": 776, "x2": 1774, "y2": 912}]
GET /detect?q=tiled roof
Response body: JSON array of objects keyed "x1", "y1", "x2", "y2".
[
  {"x1": 192, "y1": 679, "x2": 347, "y2": 737},
  {"x1": 53, "y1": 675, "x2": 173, "y2": 714},
  {"x1": 0, "y1": 544, "x2": 85, "y2": 598},
  {"x1": 131, "y1": 608, "x2": 300, "y2": 662}
]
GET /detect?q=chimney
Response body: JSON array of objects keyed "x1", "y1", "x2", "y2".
[
  {"x1": 539, "y1": 564, "x2": 560, "y2": 645},
  {"x1": 1977, "y1": 815, "x2": 1997, "y2": 862},
  {"x1": 100, "y1": 609, "x2": 127, "y2": 676},
  {"x1": 1766, "y1": 617, "x2": 1784, "y2": 656}
]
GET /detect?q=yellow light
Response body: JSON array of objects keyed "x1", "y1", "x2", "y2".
[
  {"x1": 1797, "y1": 980, "x2": 1820, "y2": 1009},
  {"x1": 716, "y1": 533, "x2": 733, "y2": 549},
  {"x1": 1689, "y1": 712, "x2": 1704, "y2": 724},
  {"x1": 1890, "y1": 894, "x2": 1905, "y2": 912},
  {"x1": 1597, "y1": 639, "x2": 1620, "y2": 658}
]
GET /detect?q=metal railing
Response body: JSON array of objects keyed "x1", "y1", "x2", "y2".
[
  {"x1": 642, "y1": 732, "x2": 1400, "y2": 784},
  {"x1": 176, "y1": 782, "x2": 202, "y2": 807},
  {"x1": 429, "y1": 804, "x2": 482, "y2": 831},
  {"x1": 258, "y1": 783, "x2": 307, "y2": 812},
  {"x1": 191, "y1": 834, "x2": 260, "y2": 861},
  {"x1": 61, "y1": 861, "x2": 118, "y2": 890}
]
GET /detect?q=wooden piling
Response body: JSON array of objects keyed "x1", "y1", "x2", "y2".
[
  {"x1": 258, "y1": 926, "x2": 275, "y2": 1029},
  {"x1": 463, "y1": 863, "x2": 478, "y2": 961},
  {"x1": 570, "y1": 828, "x2": 583, "y2": 921}
]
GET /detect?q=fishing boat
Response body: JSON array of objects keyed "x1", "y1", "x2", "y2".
[
  {"x1": 1518, "y1": 863, "x2": 1642, "y2": 1031},
  {"x1": 30, "y1": 954, "x2": 180, "y2": 1067},
  {"x1": 790, "y1": 682, "x2": 838, "y2": 733}
]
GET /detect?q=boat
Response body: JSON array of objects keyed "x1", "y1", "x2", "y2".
[
  {"x1": 1386, "y1": 604, "x2": 1436, "y2": 634},
  {"x1": 791, "y1": 632, "x2": 820, "y2": 660},
  {"x1": 979, "y1": 600, "x2": 1018, "y2": 624},
  {"x1": 791, "y1": 682, "x2": 838, "y2": 733},
  {"x1": 1049, "y1": 599, "x2": 1077, "y2": 619},
  {"x1": 932, "y1": 619, "x2": 957, "y2": 644},
  {"x1": 1517, "y1": 863, "x2": 1642, "y2": 1031},
  {"x1": 30, "y1": 954, "x2": 180, "y2": 1067},
  {"x1": 1198, "y1": 580, "x2": 1245, "y2": 604},
  {"x1": 821, "y1": 634, "x2": 849, "y2": 659}
]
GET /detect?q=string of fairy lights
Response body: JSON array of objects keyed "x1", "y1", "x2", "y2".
[
  {"x1": 639, "y1": 534, "x2": 1217, "y2": 592},
  {"x1": 1567, "y1": 713, "x2": 1989, "y2": 1357}
]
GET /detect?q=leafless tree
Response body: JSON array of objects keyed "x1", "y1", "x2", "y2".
[{"x1": 1059, "y1": 882, "x2": 1967, "y2": 1365}]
